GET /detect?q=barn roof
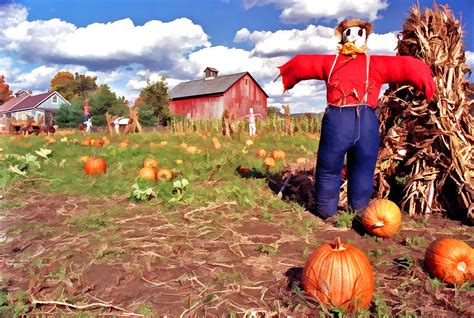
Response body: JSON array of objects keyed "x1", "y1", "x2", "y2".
[{"x1": 169, "y1": 72, "x2": 268, "y2": 100}]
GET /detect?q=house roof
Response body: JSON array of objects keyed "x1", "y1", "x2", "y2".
[
  {"x1": 0, "y1": 91, "x2": 70, "y2": 114},
  {"x1": 0, "y1": 94, "x2": 29, "y2": 113},
  {"x1": 169, "y1": 72, "x2": 269, "y2": 100}
]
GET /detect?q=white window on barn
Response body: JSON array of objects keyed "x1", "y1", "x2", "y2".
[{"x1": 52, "y1": 95, "x2": 58, "y2": 104}]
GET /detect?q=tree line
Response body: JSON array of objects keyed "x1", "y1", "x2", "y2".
[{"x1": 0, "y1": 72, "x2": 170, "y2": 128}]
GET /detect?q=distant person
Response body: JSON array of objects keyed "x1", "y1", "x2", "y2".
[
  {"x1": 85, "y1": 117, "x2": 93, "y2": 133},
  {"x1": 245, "y1": 107, "x2": 262, "y2": 136}
]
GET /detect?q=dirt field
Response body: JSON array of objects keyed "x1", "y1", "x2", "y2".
[{"x1": 1, "y1": 190, "x2": 472, "y2": 316}]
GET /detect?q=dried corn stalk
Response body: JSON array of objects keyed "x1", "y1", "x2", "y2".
[{"x1": 377, "y1": 3, "x2": 473, "y2": 223}]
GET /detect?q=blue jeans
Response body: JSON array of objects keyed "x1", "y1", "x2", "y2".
[{"x1": 315, "y1": 105, "x2": 379, "y2": 217}]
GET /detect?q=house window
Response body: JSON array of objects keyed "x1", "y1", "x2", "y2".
[
  {"x1": 52, "y1": 95, "x2": 58, "y2": 104},
  {"x1": 245, "y1": 79, "x2": 249, "y2": 85}
]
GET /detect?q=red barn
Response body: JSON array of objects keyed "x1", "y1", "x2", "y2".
[{"x1": 169, "y1": 67, "x2": 268, "y2": 119}]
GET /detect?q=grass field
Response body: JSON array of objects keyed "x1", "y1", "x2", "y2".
[{"x1": 0, "y1": 130, "x2": 472, "y2": 317}]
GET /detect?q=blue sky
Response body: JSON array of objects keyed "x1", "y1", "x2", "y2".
[{"x1": 0, "y1": 0, "x2": 472, "y2": 112}]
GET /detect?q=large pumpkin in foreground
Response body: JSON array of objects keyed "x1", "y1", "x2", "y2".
[
  {"x1": 425, "y1": 238, "x2": 473, "y2": 286},
  {"x1": 302, "y1": 237, "x2": 374, "y2": 311},
  {"x1": 362, "y1": 199, "x2": 401, "y2": 238},
  {"x1": 84, "y1": 157, "x2": 107, "y2": 175}
]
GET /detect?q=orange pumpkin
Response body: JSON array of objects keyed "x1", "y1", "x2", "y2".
[
  {"x1": 77, "y1": 156, "x2": 90, "y2": 163},
  {"x1": 138, "y1": 167, "x2": 156, "y2": 181},
  {"x1": 84, "y1": 157, "x2": 107, "y2": 175},
  {"x1": 143, "y1": 158, "x2": 159, "y2": 169},
  {"x1": 119, "y1": 140, "x2": 129, "y2": 148},
  {"x1": 361, "y1": 199, "x2": 401, "y2": 238},
  {"x1": 302, "y1": 237, "x2": 374, "y2": 311},
  {"x1": 264, "y1": 157, "x2": 275, "y2": 170},
  {"x1": 157, "y1": 168, "x2": 173, "y2": 181},
  {"x1": 186, "y1": 146, "x2": 198, "y2": 154},
  {"x1": 271, "y1": 149, "x2": 286, "y2": 161},
  {"x1": 101, "y1": 136, "x2": 111, "y2": 145},
  {"x1": 212, "y1": 137, "x2": 222, "y2": 149},
  {"x1": 81, "y1": 138, "x2": 91, "y2": 146},
  {"x1": 425, "y1": 238, "x2": 473, "y2": 285},
  {"x1": 255, "y1": 149, "x2": 267, "y2": 159},
  {"x1": 92, "y1": 139, "x2": 104, "y2": 147}
]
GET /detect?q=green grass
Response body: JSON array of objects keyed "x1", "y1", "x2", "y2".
[{"x1": 0, "y1": 131, "x2": 317, "y2": 201}]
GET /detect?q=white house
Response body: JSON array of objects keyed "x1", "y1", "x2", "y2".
[{"x1": 0, "y1": 90, "x2": 70, "y2": 130}]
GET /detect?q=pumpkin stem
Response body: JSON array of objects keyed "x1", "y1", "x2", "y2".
[
  {"x1": 333, "y1": 237, "x2": 346, "y2": 251},
  {"x1": 457, "y1": 262, "x2": 467, "y2": 272},
  {"x1": 374, "y1": 221, "x2": 385, "y2": 228}
]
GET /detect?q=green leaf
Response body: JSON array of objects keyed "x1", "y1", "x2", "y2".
[
  {"x1": 8, "y1": 165, "x2": 27, "y2": 176},
  {"x1": 35, "y1": 148, "x2": 52, "y2": 160}
]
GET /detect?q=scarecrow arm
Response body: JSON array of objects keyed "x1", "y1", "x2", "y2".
[
  {"x1": 375, "y1": 55, "x2": 436, "y2": 100},
  {"x1": 278, "y1": 54, "x2": 334, "y2": 91}
]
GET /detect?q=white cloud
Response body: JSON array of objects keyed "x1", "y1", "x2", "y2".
[
  {"x1": 236, "y1": 25, "x2": 397, "y2": 58},
  {"x1": 466, "y1": 51, "x2": 474, "y2": 70},
  {"x1": 244, "y1": 0, "x2": 389, "y2": 23},
  {"x1": 0, "y1": 56, "x2": 21, "y2": 80},
  {"x1": 234, "y1": 28, "x2": 251, "y2": 43},
  {"x1": 12, "y1": 65, "x2": 58, "y2": 91},
  {"x1": 0, "y1": 4, "x2": 210, "y2": 74},
  {"x1": 188, "y1": 45, "x2": 286, "y2": 81},
  {"x1": 367, "y1": 32, "x2": 398, "y2": 55},
  {"x1": 244, "y1": 25, "x2": 337, "y2": 58}
]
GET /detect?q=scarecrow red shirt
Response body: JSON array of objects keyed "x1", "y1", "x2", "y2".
[{"x1": 278, "y1": 53, "x2": 436, "y2": 107}]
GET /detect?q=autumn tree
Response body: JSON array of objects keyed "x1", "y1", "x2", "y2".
[
  {"x1": 137, "y1": 77, "x2": 170, "y2": 126},
  {"x1": 74, "y1": 72, "x2": 98, "y2": 98},
  {"x1": 50, "y1": 71, "x2": 75, "y2": 101},
  {"x1": 0, "y1": 75, "x2": 13, "y2": 105},
  {"x1": 50, "y1": 71, "x2": 98, "y2": 101}
]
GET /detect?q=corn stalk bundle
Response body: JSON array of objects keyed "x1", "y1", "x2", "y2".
[{"x1": 376, "y1": 4, "x2": 473, "y2": 223}]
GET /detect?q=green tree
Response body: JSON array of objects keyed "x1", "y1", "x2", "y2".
[
  {"x1": 267, "y1": 106, "x2": 282, "y2": 116},
  {"x1": 55, "y1": 99, "x2": 84, "y2": 128},
  {"x1": 89, "y1": 84, "x2": 128, "y2": 126},
  {"x1": 137, "y1": 77, "x2": 170, "y2": 125}
]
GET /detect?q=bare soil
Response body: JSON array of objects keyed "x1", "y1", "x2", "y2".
[{"x1": 0, "y1": 192, "x2": 473, "y2": 316}]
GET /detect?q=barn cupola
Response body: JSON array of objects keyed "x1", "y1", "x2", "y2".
[{"x1": 204, "y1": 67, "x2": 219, "y2": 80}]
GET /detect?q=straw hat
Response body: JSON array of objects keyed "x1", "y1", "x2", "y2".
[{"x1": 334, "y1": 19, "x2": 373, "y2": 40}]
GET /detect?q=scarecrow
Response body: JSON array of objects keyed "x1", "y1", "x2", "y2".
[{"x1": 277, "y1": 19, "x2": 436, "y2": 219}]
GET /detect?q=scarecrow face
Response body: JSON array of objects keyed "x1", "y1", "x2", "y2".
[{"x1": 342, "y1": 26, "x2": 367, "y2": 48}]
